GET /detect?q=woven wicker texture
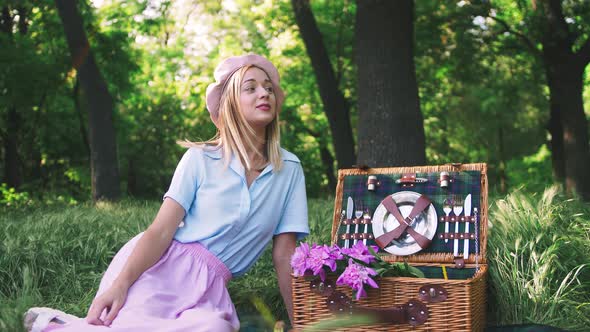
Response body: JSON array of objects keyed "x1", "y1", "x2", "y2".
[
  {"x1": 292, "y1": 163, "x2": 488, "y2": 331},
  {"x1": 292, "y1": 265, "x2": 487, "y2": 331}
]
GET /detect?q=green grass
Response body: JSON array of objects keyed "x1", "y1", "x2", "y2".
[
  {"x1": 1, "y1": 190, "x2": 589, "y2": 331},
  {"x1": 487, "y1": 186, "x2": 590, "y2": 331},
  {"x1": 0, "y1": 197, "x2": 334, "y2": 331},
  {"x1": 0, "y1": 200, "x2": 155, "y2": 331}
]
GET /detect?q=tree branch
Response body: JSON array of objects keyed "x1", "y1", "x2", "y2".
[
  {"x1": 490, "y1": 16, "x2": 541, "y2": 58},
  {"x1": 290, "y1": 0, "x2": 356, "y2": 168}
]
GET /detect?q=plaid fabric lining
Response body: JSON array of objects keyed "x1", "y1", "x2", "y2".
[
  {"x1": 336, "y1": 171, "x2": 482, "y2": 255},
  {"x1": 416, "y1": 266, "x2": 476, "y2": 280}
]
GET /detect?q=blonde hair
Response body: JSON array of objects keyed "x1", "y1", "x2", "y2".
[{"x1": 179, "y1": 65, "x2": 283, "y2": 171}]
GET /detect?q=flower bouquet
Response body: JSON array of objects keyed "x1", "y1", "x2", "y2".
[{"x1": 291, "y1": 242, "x2": 424, "y2": 300}]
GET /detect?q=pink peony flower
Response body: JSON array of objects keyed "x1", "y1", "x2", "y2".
[
  {"x1": 336, "y1": 259, "x2": 379, "y2": 300},
  {"x1": 307, "y1": 244, "x2": 334, "y2": 281},
  {"x1": 328, "y1": 244, "x2": 344, "y2": 262},
  {"x1": 290, "y1": 242, "x2": 310, "y2": 277},
  {"x1": 291, "y1": 243, "x2": 345, "y2": 280},
  {"x1": 341, "y1": 242, "x2": 379, "y2": 265}
]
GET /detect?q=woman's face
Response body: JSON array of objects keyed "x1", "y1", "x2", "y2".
[{"x1": 239, "y1": 67, "x2": 277, "y2": 131}]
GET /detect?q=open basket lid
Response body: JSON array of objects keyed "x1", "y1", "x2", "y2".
[{"x1": 330, "y1": 163, "x2": 488, "y2": 265}]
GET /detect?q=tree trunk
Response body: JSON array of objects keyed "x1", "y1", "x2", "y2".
[
  {"x1": 73, "y1": 78, "x2": 90, "y2": 156},
  {"x1": 355, "y1": 0, "x2": 425, "y2": 167},
  {"x1": 546, "y1": 94, "x2": 565, "y2": 182},
  {"x1": 540, "y1": 0, "x2": 590, "y2": 200},
  {"x1": 544, "y1": 62, "x2": 590, "y2": 199},
  {"x1": 319, "y1": 145, "x2": 336, "y2": 191},
  {"x1": 291, "y1": 0, "x2": 356, "y2": 169},
  {"x1": 55, "y1": 0, "x2": 120, "y2": 201}
]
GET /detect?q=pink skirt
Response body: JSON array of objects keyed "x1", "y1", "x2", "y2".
[{"x1": 45, "y1": 233, "x2": 239, "y2": 332}]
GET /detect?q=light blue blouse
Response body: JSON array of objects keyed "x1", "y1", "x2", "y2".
[{"x1": 163, "y1": 146, "x2": 309, "y2": 277}]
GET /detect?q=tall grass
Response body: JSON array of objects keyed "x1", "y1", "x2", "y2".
[
  {"x1": 0, "y1": 200, "x2": 156, "y2": 331},
  {"x1": 487, "y1": 186, "x2": 590, "y2": 330},
  {"x1": 0, "y1": 197, "x2": 335, "y2": 331},
  {"x1": 2, "y1": 190, "x2": 589, "y2": 331}
]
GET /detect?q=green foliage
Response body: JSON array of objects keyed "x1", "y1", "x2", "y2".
[
  {"x1": 5, "y1": 0, "x2": 586, "y2": 198},
  {"x1": 488, "y1": 187, "x2": 590, "y2": 330},
  {"x1": 505, "y1": 144, "x2": 554, "y2": 193},
  {"x1": 0, "y1": 266, "x2": 40, "y2": 332},
  {"x1": 0, "y1": 183, "x2": 31, "y2": 207},
  {"x1": 370, "y1": 257, "x2": 424, "y2": 279},
  {"x1": 415, "y1": 1, "x2": 549, "y2": 192},
  {"x1": 1, "y1": 0, "x2": 364, "y2": 199},
  {"x1": 0, "y1": 187, "x2": 82, "y2": 209}
]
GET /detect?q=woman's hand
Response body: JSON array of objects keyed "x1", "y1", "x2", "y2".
[{"x1": 86, "y1": 283, "x2": 128, "y2": 326}]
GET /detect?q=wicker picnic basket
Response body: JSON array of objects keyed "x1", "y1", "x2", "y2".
[{"x1": 292, "y1": 163, "x2": 488, "y2": 331}]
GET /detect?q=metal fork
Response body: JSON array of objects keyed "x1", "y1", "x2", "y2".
[
  {"x1": 353, "y1": 201, "x2": 363, "y2": 245},
  {"x1": 453, "y1": 195, "x2": 463, "y2": 257}
]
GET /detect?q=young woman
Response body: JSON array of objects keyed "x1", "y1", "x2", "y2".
[{"x1": 25, "y1": 54, "x2": 309, "y2": 332}]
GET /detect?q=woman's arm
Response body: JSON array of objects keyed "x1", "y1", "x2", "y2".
[
  {"x1": 86, "y1": 197, "x2": 185, "y2": 326},
  {"x1": 272, "y1": 232, "x2": 297, "y2": 324}
]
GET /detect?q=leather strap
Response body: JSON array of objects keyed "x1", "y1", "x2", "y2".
[
  {"x1": 405, "y1": 225, "x2": 433, "y2": 249},
  {"x1": 400, "y1": 173, "x2": 417, "y2": 183},
  {"x1": 325, "y1": 291, "x2": 428, "y2": 326},
  {"x1": 353, "y1": 233, "x2": 374, "y2": 240},
  {"x1": 310, "y1": 278, "x2": 336, "y2": 297},
  {"x1": 375, "y1": 195, "x2": 432, "y2": 249},
  {"x1": 438, "y1": 215, "x2": 476, "y2": 223},
  {"x1": 418, "y1": 285, "x2": 448, "y2": 303},
  {"x1": 438, "y1": 232, "x2": 475, "y2": 240}
]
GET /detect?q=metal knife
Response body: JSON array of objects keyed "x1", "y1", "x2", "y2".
[
  {"x1": 463, "y1": 194, "x2": 472, "y2": 259},
  {"x1": 345, "y1": 197, "x2": 353, "y2": 248}
]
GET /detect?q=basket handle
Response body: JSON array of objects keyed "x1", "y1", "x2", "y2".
[{"x1": 325, "y1": 291, "x2": 429, "y2": 326}]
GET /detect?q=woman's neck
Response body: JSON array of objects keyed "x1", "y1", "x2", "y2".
[
  {"x1": 245, "y1": 144, "x2": 266, "y2": 168},
  {"x1": 244, "y1": 129, "x2": 267, "y2": 170}
]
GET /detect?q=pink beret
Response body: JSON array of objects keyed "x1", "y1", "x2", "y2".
[{"x1": 205, "y1": 54, "x2": 285, "y2": 126}]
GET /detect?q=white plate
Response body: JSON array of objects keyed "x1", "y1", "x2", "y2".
[{"x1": 372, "y1": 191, "x2": 437, "y2": 256}]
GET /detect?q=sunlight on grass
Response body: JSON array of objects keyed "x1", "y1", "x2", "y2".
[
  {"x1": 1, "y1": 192, "x2": 588, "y2": 331},
  {"x1": 488, "y1": 186, "x2": 590, "y2": 330}
]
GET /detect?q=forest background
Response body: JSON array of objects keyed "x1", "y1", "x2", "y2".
[
  {"x1": 2, "y1": 0, "x2": 590, "y2": 331},
  {"x1": 2, "y1": 0, "x2": 590, "y2": 203}
]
